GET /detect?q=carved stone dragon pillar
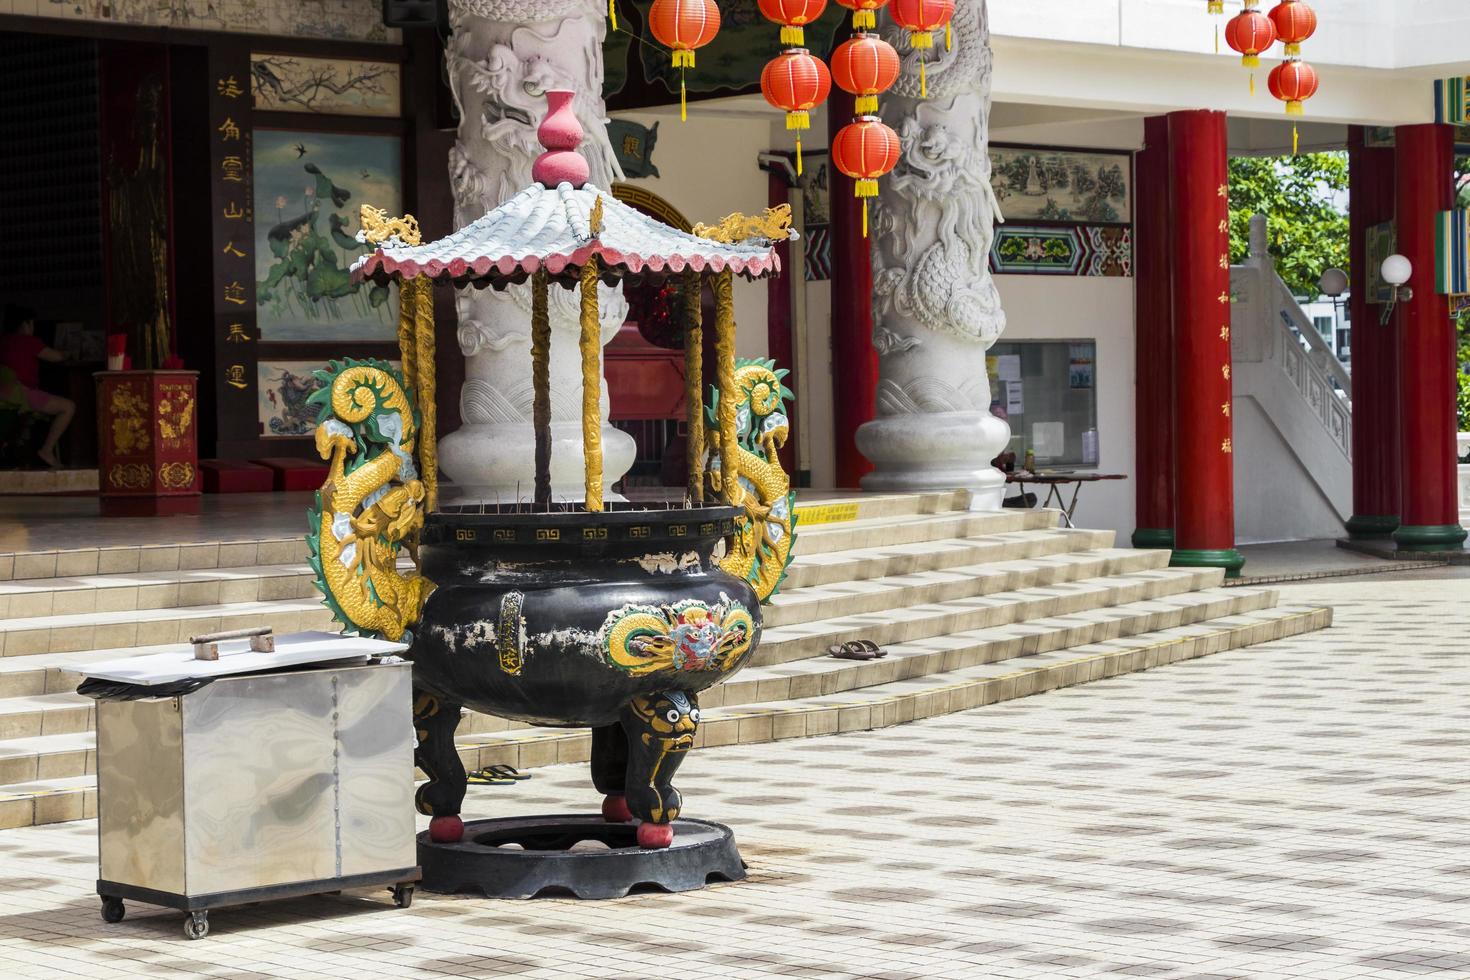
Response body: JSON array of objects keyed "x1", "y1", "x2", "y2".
[
  {"x1": 855, "y1": 0, "x2": 1011, "y2": 508},
  {"x1": 440, "y1": 0, "x2": 634, "y2": 503}
]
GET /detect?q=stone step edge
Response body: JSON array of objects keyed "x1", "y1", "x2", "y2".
[
  {"x1": 782, "y1": 527, "x2": 1113, "y2": 590},
  {"x1": 755, "y1": 566, "x2": 1225, "y2": 666},
  {"x1": 0, "y1": 587, "x2": 1278, "y2": 785},
  {"x1": 0, "y1": 606, "x2": 1329, "y2": 830},
  {"x1": 794, "y1": 509, "x2": 1061, "y2": 557}
]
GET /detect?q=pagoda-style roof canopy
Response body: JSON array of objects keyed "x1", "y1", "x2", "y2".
[{"x1": 352, "y1": 181, "x2": 784, "y2": 290}]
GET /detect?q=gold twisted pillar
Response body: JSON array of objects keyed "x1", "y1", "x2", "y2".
[
  {"x1": 411, "y1": 278, "x2": 438, "y2": 513},
  {"x1": 682, "y1": 269, "x2": 704, "y2": 505},
  {"x1": 713, "y1": 269, "x2": 740, "y2": 507},
  {"x1": 395, "y1": 276, "x2": 438, "y2": 513},
  {"x1": 579, "y1": 257, "x2": 604, "y2": 512},
  {"x1": 531, "y1": 269, "x2": 552, "y2": 507}
]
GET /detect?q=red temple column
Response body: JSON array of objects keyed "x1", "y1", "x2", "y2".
[
  {"x1": 828, "y1": 89, "x2": 877, "y2": 488},
  {"x1": 1345, "y1": 126, "x2": 1400, "y2": 539},
  {"x1": 1392, "y1": 124, "x2": 1467, "y2": 552},
  {"x1": 1132, "y1": 115, "x2": 1175, "y2": 549},
  {"x1": 1167, "y1": 110, "x2": 1243, "y2": 577}
]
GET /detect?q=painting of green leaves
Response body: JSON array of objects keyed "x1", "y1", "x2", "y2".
[
  {"x1": 253, "y1": 129, "x2": 401, "y2": 342},
  {"x1": 990, "y1": 146, "x2": 1132, "y2": 225}
]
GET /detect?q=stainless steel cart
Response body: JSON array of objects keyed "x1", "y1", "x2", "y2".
[{"x1": 80, "y1": 631, "x2": 421, "y2": 939}]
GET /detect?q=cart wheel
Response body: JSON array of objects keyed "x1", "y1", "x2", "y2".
[
  {"x1": 392, "y1": 884, "x2": 414, "y2": 909},
  {"x1": 100, "y1": 897, "x2": 125, "y2": 924},
  {"x1": 183, "y1": 911, "x2": 209, "y2": 941}
]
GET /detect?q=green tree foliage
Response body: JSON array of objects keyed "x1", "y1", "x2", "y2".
[{"x1": 1228, "y1": 152, "x2": 1350, "y2": 299}]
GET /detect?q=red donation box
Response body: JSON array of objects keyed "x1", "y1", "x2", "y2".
[{"x1": 95, "y1": 371, "x2": 202, "y2": 498}]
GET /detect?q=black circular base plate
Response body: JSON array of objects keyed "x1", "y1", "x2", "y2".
[{"x1": 417, "y1": 815, "x2": 747, "y2": 900}]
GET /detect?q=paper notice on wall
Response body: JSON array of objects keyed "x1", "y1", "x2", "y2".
[
  {"x1": 1032, "y1": 421, "x2": 1065, "y2": 458},
  {"x1": 1005, "y1": 380, "x2": 1024, "y2": 415},
  {"x1": 995, "y1": 354, "x2": 1022, "y2": 382}
]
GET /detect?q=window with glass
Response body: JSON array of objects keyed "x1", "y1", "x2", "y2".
[{"x1": 986, "y1": 340, "x2": 1100, "y2": 469}]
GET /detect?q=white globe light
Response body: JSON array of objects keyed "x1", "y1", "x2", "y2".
[
  {"x1": 1381, "y1": 254, "x2": 1412, "y2": 286},
  {"x1": 1318, "y1": 268, "x2": 1348, "y2": 297}
]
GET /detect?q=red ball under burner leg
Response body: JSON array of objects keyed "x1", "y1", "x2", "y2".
[
  {"x1": 429, "y1": 814, "x2": 464, "y2": 843},
  {"x1": 637, "y1": 822, "x2": 675, "y2": 849},
  {"x1": 601, "y1": 794, "x2": 632, "y2": 823}
]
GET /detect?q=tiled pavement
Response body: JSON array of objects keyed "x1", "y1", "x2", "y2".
[{"x1": 0, "y1": 568, "x2": 1465, "y2": 979}]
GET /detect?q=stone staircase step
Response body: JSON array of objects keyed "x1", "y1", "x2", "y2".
[
  {"x1": 755, "y1": 566, "x2": 1224, "y2": 667},
  {"x1": 445, "y1": 604, "x2": 1329, "y2": 778},
  {"x1": 711, "y1": 586, "x2": 1276, "y2": 710},
  {"x1": 0, "y1": 598, "x2": 337, "y2": 657},
  {"x1": 0, "y1": 563, "x2": 323, "y2": 619},
  {"x1": 783, "y1": 526, "x2": 1112, "y2": 591},
  {"x1": 0, "y1": 692, "x2": 94, "y2": 739},
  {"x1": 0, "y1": 774, "x2": 95, "y2": 830},
  {"x1": 0, "y1": 537, "x2": 306, "y2": 583},
  {"x1": 790, "y1": 490, "x2": 969, "y2": 526},
  {"x1": 0, "y1": 731, "x2": 94, "y2": 785},
  {"x1": 793, "y1": 507, "x2": 1060, "y2": 557},
  {"x1": 766, "y1": 545, "x2": 1168, "y2": 628}
]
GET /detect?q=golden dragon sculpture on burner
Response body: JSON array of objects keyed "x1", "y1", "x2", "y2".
[
  {"x1": 306, "y1": 359, "x2": 434, "y2": 641},
  {"x1": 709, "y1": 359, "x2": 798, "y2": 602}
]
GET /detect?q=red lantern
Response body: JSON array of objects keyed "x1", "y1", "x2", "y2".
[
  {"x1": 1268, "y1": 58, "x2": 1318, "y2": 115},
  {"x1": 835, "y1": 0, "x2": 889, "y2": 31},
  {"x1": 889, "y1": 0, "x2": 954, "y2": 50},
  {"x1": 649, "y1": 0, "x2": 721, "y2": 120},
  {"x1": 1224, "y1": 9, "x2": 1275, "y2": 68},
  {"x1": 1268, "y1": 0, "x2": 1317, "y2": 56},
  {"x1": 830, "y1": 32, "x2": 900, "y2": 115},
  {"x1": 649, "y1": 0, "x2": 720, "y2": 69},
  {"x1": 761, "y1": 48, "x2": 831, "y2": 176},
  {"x1": 757, "y1": 0, "x2": 827, "y2": 48},
  {"x1": 832, "y1": 116, "x2": 901, "y2": 237}
]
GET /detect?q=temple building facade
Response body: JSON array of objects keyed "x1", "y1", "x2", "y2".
[{"x1": 1, "y1": 0, "x2": 1467, "y2": 570}]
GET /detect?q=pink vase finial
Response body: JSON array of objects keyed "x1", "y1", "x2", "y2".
[{"x1": 532, "y1": 89, "x2": 590, "y2": 189}]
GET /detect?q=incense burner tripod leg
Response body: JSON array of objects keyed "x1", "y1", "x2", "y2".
[
  {"x1": 620, "y1": 691, "x2": 700, "y2": 849},
  {"x1": 413, "y1": 690, "x2": 468, "y2": 842}
]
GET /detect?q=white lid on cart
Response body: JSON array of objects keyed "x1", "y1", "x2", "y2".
[{"x1": 79, "y1": 631, "x2": 409, "y2": 686}]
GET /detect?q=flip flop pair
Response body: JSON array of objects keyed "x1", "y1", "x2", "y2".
[
  {"x1": 828, "y1": 640, "x2": 886, "y2": 661},
  {"x1": 466, "y1": 764, "x2": 533, "y2": 785}
]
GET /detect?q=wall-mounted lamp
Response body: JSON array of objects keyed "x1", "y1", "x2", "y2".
[
  {"x1": 1318, "y1": 268, "x2": 1348, "y2": 299},
  {"x1": 1379, "y1": 254, "x2": 1413, "y2": 324}
]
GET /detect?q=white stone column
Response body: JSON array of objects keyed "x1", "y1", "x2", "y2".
[
  {"x1": 855, "y1": 0, "x2": 1011, "y2": 509},
  {"x1": 440, "y1": 0, "x2": 634, "y2": 504}
]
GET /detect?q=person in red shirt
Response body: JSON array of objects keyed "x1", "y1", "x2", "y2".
[{"x1": 0, "y1": 305, "x2": 74, "y2": 468}]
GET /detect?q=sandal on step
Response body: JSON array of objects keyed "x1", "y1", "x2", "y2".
[
  {"x1": 829, "y1": 641, "x2": 879, "y2": 661},
  {"x1": 856, "y1": 639, "x2": 887, "y2": 658},
  {"x1": 466, "y1": 769, "x2": 516, "y2": 785},
  {"x1": 486, "y1": 764, "x2": 532, "y2": 781}
]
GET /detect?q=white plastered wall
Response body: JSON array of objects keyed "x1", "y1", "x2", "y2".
[{"x1": 987, "y1": 116, "x2": 1142, "y2": 540}]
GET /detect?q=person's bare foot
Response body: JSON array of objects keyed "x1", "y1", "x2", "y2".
[{"x1": 37, "y1": 447, "x2": 60, "y2": 468}]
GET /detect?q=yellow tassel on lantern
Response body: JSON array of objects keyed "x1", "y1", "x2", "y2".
[
  {"x1": 854, "y1": 8, "x2": 874, "y2": 28},
  {"x1": 910, "y1": 30, "x2": 933, "y2": 49},
  {"x1": 1214, "y1": 24, "x2": 1219, "y2": 53},
  {"x1": 796, "y1": 135, "x2": 804, "y2": 176},
  {"x1": 781, "y1": 24, "x2": 805, "y2": 45},
  {"x1": 673, "y1": 49, "x2": 695, "y2": 69},
  {"x1": 680, "y1": 73, "x2": 687, "y2": 121},
  {"x1": 1250, "y1": 73, "x2": 1255, "y2": 96},
  {"x1": 608, "y1": 0, "x2": 617, "y2": 31},
  {"x1": 855, "y1": 94, "x2": 878, "y2": 114},
  {"x1": 945, "y1": 23, "x2": 951, "y2": 49},
  {"x1": 785, "y1": 110, "x2": 809, "y2": 130},
  {"x1": 862, "y1": 199, "x2": 869, "y2": 237},
  {"x1": 1292, "y1": 125, "x2": 1300, "y2": 154},
  {"x1": 1207, "y1": 0, "x2": 1223, "y2": 11},
  {"x1": 920, "y1": 60, "x2": 928, "y2": 98}
]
